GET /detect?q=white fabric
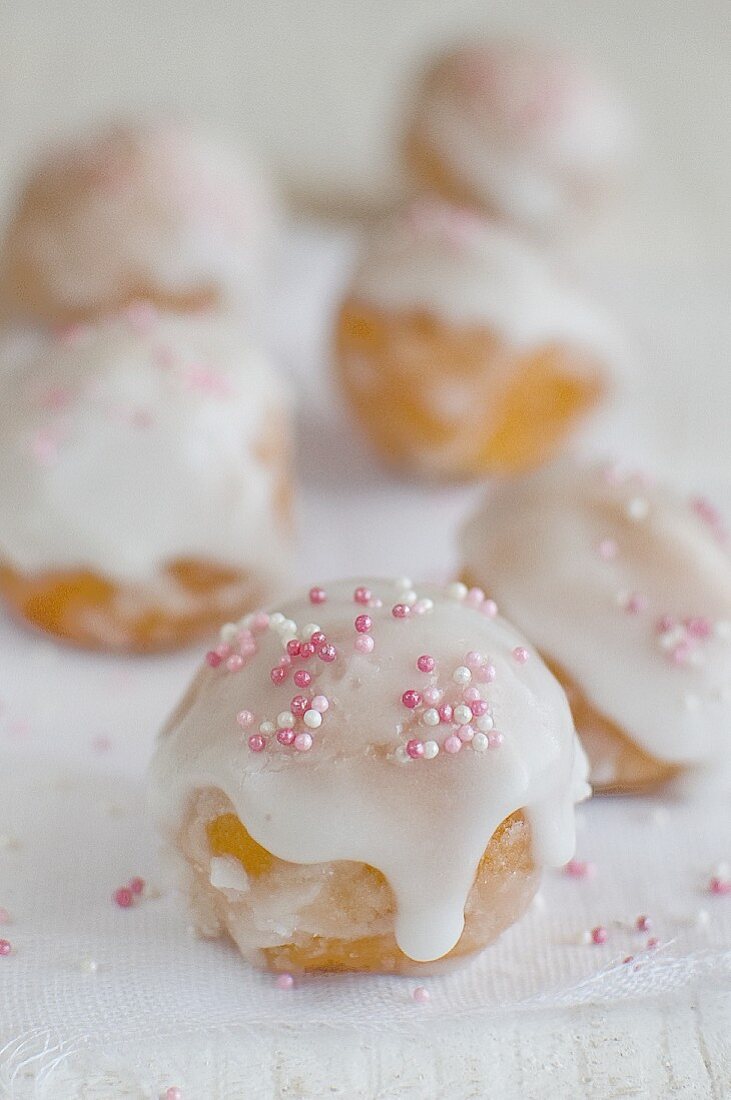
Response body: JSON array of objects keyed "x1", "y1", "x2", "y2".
[{"x1": 0, "y1": 224, "x2": 729, "y2": 1098}]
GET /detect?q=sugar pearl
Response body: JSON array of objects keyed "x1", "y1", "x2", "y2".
[
  {"x1": 270, "y1": 612, "x2": 285, "y2": 626},
  {"x1": 293, "y1": 670, "x2": 312, "y2": 688},
  {"x1": 276, "y1": 972, "x2": 294, "y2": 990},
  {"x1": 392, "y1": 604, "x2": 410, "y2": 619},
  {"x1": 444, "y1": 735, "x2": 462, "y2": 754},
  {"x1": 318, "y1": 643, "x2": 337, "y2": 662},
  {"x1": 236, "y1": 710, "x2": 254, "y2": 728},
  {"x1": 591, "y1": 926, "x2": 608, "y2": 945},
  {"x1": 423, "y1": 740, "x2": 439, "y2": 759},
  {"x1": 417, "y1": 654, "x2": 435, "y2": 673},
  {"x1": 487, "y1": 731, "x2": 504, "y2": 749},
  {"x1": 476, "y1": 714, "x2": 494, "y2": 732},
  {"x1": 259, "y1": 721, "x2": 275, "y2": 735},
  {"x1": 481, "y1": 599, "x2": 498, "y2": 618},
  {"x1": 453, "y1": 703, "x2": 473, "y2": 725},
  {"x1": 457, "y1": 725, "x2": 474, "y2": 742},
  {"x1": 512, "y1": 647, "x2": 529, "y2": 664},
  {"x1": 294, "y1": 732, "x2": 313, "y2": 752},
  {"x1": 452, "y1": 666, "x2": 472, "y2": 685},
  {"x1": 423, "y1": 708, "x2": 440, "y2": 727},
  {"x1": 277, "y1": 728, "x2": 295, "y2": 746},
  {"x1": 438, "y1": 704, "x2": 453, "y2": 723},
  {"x1": 354, "y1": 586, "x2": 371, "y2": 604},
  {"x1": 406, "y1": 739, "x2": 425, "y2": 759},
  {"x1": 411, "y1": 986, "x2": 430, "y2": 1004},
  {"x1": 423, "y1": 686, "x2": 442, "y2": 705},
  {"x1": 354, "y1": 634, "x2": 375, "y2": 654},
  {"x1": 472, "y1": 732, "x2": 488, "y2": 752},
  {"x1": 446, "y1": 582, "x2": 468, "y2": 601},
  {"x1": 402, "y1": 690, "x2": 421, "y2": 710},
  {"x1": 311, "y1": 695, "x2": 329, "y2": 713},
  {"x1": 309, "y1": 586, "x2": 327, "y2": 604},
  {"x1": 355, "y1": 614, "x2": 372, "y2": 633},
  {"x1": 225, "y1": 651, "x2": 242, "y2": 671},
  {"x1": 277, "y1": 712, "x2": 295, "y2": 729},
  {"x1": 303, "y1": 709, "x2": 322, "y2": 729},
  {"x1": 248, "y1": 734, "x2": 266, "y2": 753},
  {"x1": 0, "y1": 939, "x2": 12, "y2": 956}
]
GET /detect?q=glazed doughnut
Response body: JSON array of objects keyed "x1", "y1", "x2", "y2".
[
  {"x1": 335, "y1": 201, "x2": 612, "y2": 478},
  {"x1": 0, "y1": 310, "x2": 292, "y2": 651},
  {"x1": 0, "y1": 120, "x2": 274, "y2": 324},
  {"x1": 149, "y1": 578, "x2": 589, "y2": 975},
  {"x1": 405, "y1": 40, "x2": 633, "y2": 237},
  {"x1": 461, "y1": 462, "x2": 731, "y2": 792}
]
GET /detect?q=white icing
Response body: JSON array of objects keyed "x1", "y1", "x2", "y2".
[
  {"x1": 461, "y1": 462, "x2": 731, "y2": 765},
  {"x1": 348, "y1": 203, "x2": 619, "y2": 359},
  {"x1": 412, "y1": 42, "x2": 634, "y2": 235},
  {"x1": 0, "y1": 120, "x2": 275, "y2": 319},
  {"x1": 0, "y1": 312, "x2": 291, "y2": 585},
  {"x1": 149, "y1": 579, "x2": 588, "y2": 963}
]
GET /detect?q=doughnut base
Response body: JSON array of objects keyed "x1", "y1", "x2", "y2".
[
  {"x1": 180, "y1": 790, "x2": 539, "y2": 975},
  {"x1": 336, "y1": 299, "x2": 603, "y2": 478},
  {"x1": 0, "y1": 559, "x2": 271, "y2": 652}
]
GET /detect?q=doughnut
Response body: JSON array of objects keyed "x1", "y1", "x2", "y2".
[
  {"x1": 335, "y1": 202, "x2": 612, "y2": 478},
  {"x1": 0, "y1": 310, "x2": 292, "y2": 651},
  {"x1": 461, "y1": 462, "x2": 731, "y2": 792},
  {"x1": 0, "y1": 120, "x2": 275, "y2": 325},
  {"x1": 405, "y1": 40, "x2": 634, "y2": 237},
  {"x1": 149, "y1": 578, "x2": 590, "y2": 974}
]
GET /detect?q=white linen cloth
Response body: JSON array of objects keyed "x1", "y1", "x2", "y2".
[{"x1": 0, "y1": 224, "x2": 729, "y2": 1098}]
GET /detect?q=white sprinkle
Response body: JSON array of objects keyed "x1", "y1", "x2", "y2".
[
  {"x1": 627, "y1": 497, "x2": 649, "y2": 521},
  {"x1": 413, "y1": 598, "x2": 434, "y2": 614},
  {"x1": 472, "y1": 732, "x2": 489, "y2": 752},
  {"x1": 269, "y1": 612, "x2": 285, "y2": 626},
  {"x1": 219, "y1": 622, "x2": 238, "y2": 642},
  {"x1": 577, "y1": 930, "x2": 593, "y2": 945},
  {"x1": 446, "y1": 582, "x2": 468, "y2": 601},
  {"x1": 393, "y1": 746, "x2": 410, "y2": 764},
  {"x1": 713, "y1": 860, "x2": 730, "y2": 878},
  {"x1": 453, "y1": 666, "x2": 472, "y2": 685},
  {"x1": 279, "y1": 619, "x2": 297, "y2": 635},
  {"x1": 277, "y1": 712, "x2": 295, "y2": 729},
  {"x1": 259, "y1": 721, "x2": 275, "y2": 735},
  {"x1": 476, "y1": 714, "x2": 495, "y2": 732},
  {"x1": 423, "y1": 740, "x2": 439, "y2": 759},
  {"x1": 401, "y1": 590, "x2": 418, "y2": 606},
  {"x1": 422, "y1": 708, "x2": 440, "y2": 727},
  {"x1": 453, "y1": 704, "x2": 473, "y2": 725},
  {"x1": 303, "y1": 709, "x2": 322, "y2": 729},
  {"x1": 302, "y1": 623, "x2": 320, "y2": 638},
  {"x1": 396, "y1": 576, "x2": 413, "y2": 591}
]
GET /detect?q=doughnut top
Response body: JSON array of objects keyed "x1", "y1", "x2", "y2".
[
  {"x1": 0, "y1": 120, "x2": 274, "y2": 321},
  {"x1": 411, "y1": 41, "x2": 633, "y2": 234},
  {"x1": 149, "y1": 578, "x2": 589, "y2": 963},
  {"x1": 347, "y1": 201, "x2": 617, "y2": 357},
  {"x1": 461, "y1": 462, "x2": 731, "y2": 767},
  {"x1": 0, "y1": 309, "x2": 290, "y2": 584}
]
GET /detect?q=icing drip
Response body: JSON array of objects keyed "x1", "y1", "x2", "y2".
[
  {"x1": 461, "y1": 462, "x2": 731, "y2": 765},
  {"x1": 0, "y1": 312, "x2": 291, "y2": 585},
  {"x1": 149, "y1": 578, "x2": 588, "y2": 963}
]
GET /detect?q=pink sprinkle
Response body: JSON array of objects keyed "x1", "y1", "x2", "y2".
[
  {"x1": 286, "y1": 639, "x2": 301, "y2": 657},
  {"x1": 487, "y1": 731, "x2": 504, "y2": 749},
  {"x1": 481, "y1": 599, "x2": 498, "y2": 618},
  {"x1": 598, "y1": 539, "x2": 618, "y2": 560},
  {"x1": 685, "y1": 616, "x2": 712, "y2": 639},
  {"x1": 270, "y1": 667, "x2": 288, "y2": 685},
  {"x1": 457, "y1": 725, "x2": 474, "y2": 742},
  {"x1": 354, "y1": 614, "x2": 372, "y2": 633},
  {"x1": 354, "y1": 634, "x2": 375, "y2": 654},
  {"x1": 0, "y1": 940, "x2": 11, "y2": 957},
  {"x1": 624, "y1": 593, "x2": 648, "y2": 615},
  {"x1": 311, "y1": 695, "x2": 329, "y2": 713},
  {"x1": 444, "y1": 735, "x2": 462, "y2": 754},
  {"x1": 512, "y1": 647, "x2": 530, "y2": 664},
  {"x1": 236, "y1": 710, "x2": 254, "y2": 728},
  {"x1": 294, "y1": 670, "x2": 312, "y2": 688},
  {"x1": 406, "y1": 738, "x2": 425, "y2": 759},
  {"x1": 392, "y1": 604, "x2": 410, "y2": 619},
  {"x1": 465, "y1": 651, "x2": 483, "y2": 669},
  {"x1": 709, "y1": 877, "x2": 731, "y2": 896},
  {"x1": 438, "y1": 703, "x2": 453, "y2": 724},
  {"x1": 671, "y1": 641, "x2": 692, "y2": 666},
  {"x1": 423, "y1": 686, "x2": 442, "y2": 705},
  {"x1": 656, "y1": 615, "x2": 676, "y2": 634},
  {"x1": 276, "y1": 972, "x2": 294, "y2": 990},
  {"x1": 294, "y1": 732, "x2": 313, "y2": 752},
  {"x1": 646, "y1": 937, "x2": 659, "y2": 949},
  {"x1": 226, "y1": 654, "x2": 244, "y2": 672},
  {"x1": 417, "y1": 654, "x2": 435, "y2": 673},
  {"x1": 636, "y1": 914, "x2": 652, "y2": 932},
  {"x1": 205, "y1": 651, "x2": 222, "y2": 668},
  {"x1": 114, "y1": 887, "x2": 133, "y2": 909},
  {"x1": 463, "y1": 686, "x2": 481, "y2": 704},
  {"x1": 276, "y1": 729, "x2": 295, "y2": 747},
  {"x1": 129, "y1": 877, "x2": 145, "y2": 896},
  {"x1": 318, "y1": 643, "x2": 337, "y2": 663},
  {"x1": 470, "y1": 699, "x2": 489, "y2": 717},
  {"x1": 412, "y1": 986, "x2": 430, "y2": 1004},
  {"x1": 353, "y1": 587, "x2": 371, "y2": 606},
  {"x1": 290, "y1": 695, "x2": 309, "y2": 717},
  {"x1": 300, "y1": 642, "x2": 316, "y2": 660},
  {"x1": 564, "y1": 859, "x2": 595, "y2": 879},
  {"x1": 215, "y1": 643, "x2": 232, "y2": 659},
  {"x1": 249, "y1": 734, "x2": 267, "y2": 752},
  {"x1": 165, "y1": 1088, "x2": 182, "y2": 1100},
  {"x1": 279, "y1": 652, "x2": 292, "y2": 667},
  {"x1": 402, "y1": 690, "x2": 421, "y2": 710},
  {"x1": 0, "y1": 908, "x2": 10, "y2": 925},
  {"x1": 591, "y1": 926, "x2": 608, "y2": 945},
  {"x1": 310, "y1": 631, "x2": 326, "y2": 647},
  {"x1": 623, "y1": 955, "x2": 634, "y2": 965},
  {"x1": 466, "y1": 587, "x2": 485, "y2": 607},
  {"x1": 251, "y1": 612, "x2": 270, "y2": 633},
  {"x1": 309, "y1": 586, "x2": 327, "y2": 605},
  {"x1": 476, "y1": 663, "x2": 496, "y2": 684}
]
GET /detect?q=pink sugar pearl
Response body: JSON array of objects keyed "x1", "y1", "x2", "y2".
[
  {"x1": 392, "y1": 604, "x2": 410, "y2": 619},
  {"x1": 114, "y1": 887, "x2": 134, "y2": 909},
  {"x1": 417, "y1": 654, "x2": 435, "y2": 673},
  {"x1": 438, "y1": 704, "x2": 453, "y2": 723},
  {"x1": 293, "y1": 670, "x2": 312, "y2": 688},
  {"x1": 236, "y1": 710, "x2": 254, "y2": 728},
  {"x1": 309, "y1": 586, "x2": 327, "y2": 604},
  {"x1": 466, "y1": 587, "x2": 485, "y2": 607},
  {"x1": 457, "y1": 725, "x2": 474, "y2": 742},
  {"x1": 205, "y1": 651, "x2": 222, "y2": 668},
  {"x1": 709, "y1": 877, "x2": 731, "y2": 896},
  {"x1": 276, "y1": 972, "x2": 294, "y2": 990},
  {"x1": 276, "y1": 729, "x2": 295, "y2": 746},
  {"x1": 406, "y1": 738, "x2": 425, "y2": 759},
  {"x1": 300, "y1": 642, "x2": 316, "y2": 659},
  {"x1": 294, "y1": 732, "x2": 313, "y2": 752},
  {"x1": 251, "y1": 612, "x2": 270, "y2": 632},
  {"x1": 591, "y1": 926, "x2": 608, "y2": 945},
  {"x1": 354, "y1": 586, "x2": 371, "y2": 604},
  {"x1": 411, "y1": 986, "x2": 430, "y2": 1004},
  {"x1": 470, "y1": 699, "x2": 489, "y2": 717},
  {"x1": 318, "y1": 643, "x2": 337, "y2": 662},
  {"x1": 0, "y1": 908, "x2": 10, "y2": 925},
  {"x1": 270, "y1": 667, "x2": 288, "y2": 686},
  {"x1": 354, "y1": 634, "x2": 374, "y2": 654},
  {"x1": 286, "y1": 639, "x2": 301, "y2": 657},
  {"x1": 290, "y1": 695, "x2": 308, "y2": 717},
  {"x1": 423, "y1": 686, "x2": 441, "y2": 705},
  {"x1": 0, "y1": 939, "x2": 11, "y2": 956},
  {"x1": 481, "y1": 599, "x2": 498, "y2": 618},
  {"x1": 165, "y1": 1088, "x2": 182, "y2": 1100},
  {"x1": 311, "y1": 695, "x2": 329, "y2": 713},
  {"x1": 564, "y1": 859, "x2": 595, "y2": 879},
  {"x1": 636, "y1": 914, "x2": 652, "y2": 932},
  {"x1": 686, "y1": 616, "x2": 712, "y2": 638},
  {"x1": 463, "y1": 686, "x2": 481, "y2": 703},
  {"x1": 402, "y1": 690, "x2": 421, "y2": 710},
  {"x1": 512, "y1": 647, "x2": 530, "y2": 664},
  {"x1": 487, "y1": 731, "x2": 504, "y2": 749},
  {"x1": 226, "y1": 654, "x2": 244, "y2": 672},
  {"x1": 310, "y1": 631, "x2": 326, "y2": 647},
  {"x1": 444, "y1": 735, "x2": 462, "y2": 754},
  {"x1": 476, "y1": 664, "x2": 496, "y2": 683},
  {"x1": 354, "y1": 614, "x2": 372, "y2": 633},
  {"x1": 129, "y1": 877, "x2": 145, "y2": 896},
  {"x1": 249, "y1": 734, "x2": 267, "y2": 752}
]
